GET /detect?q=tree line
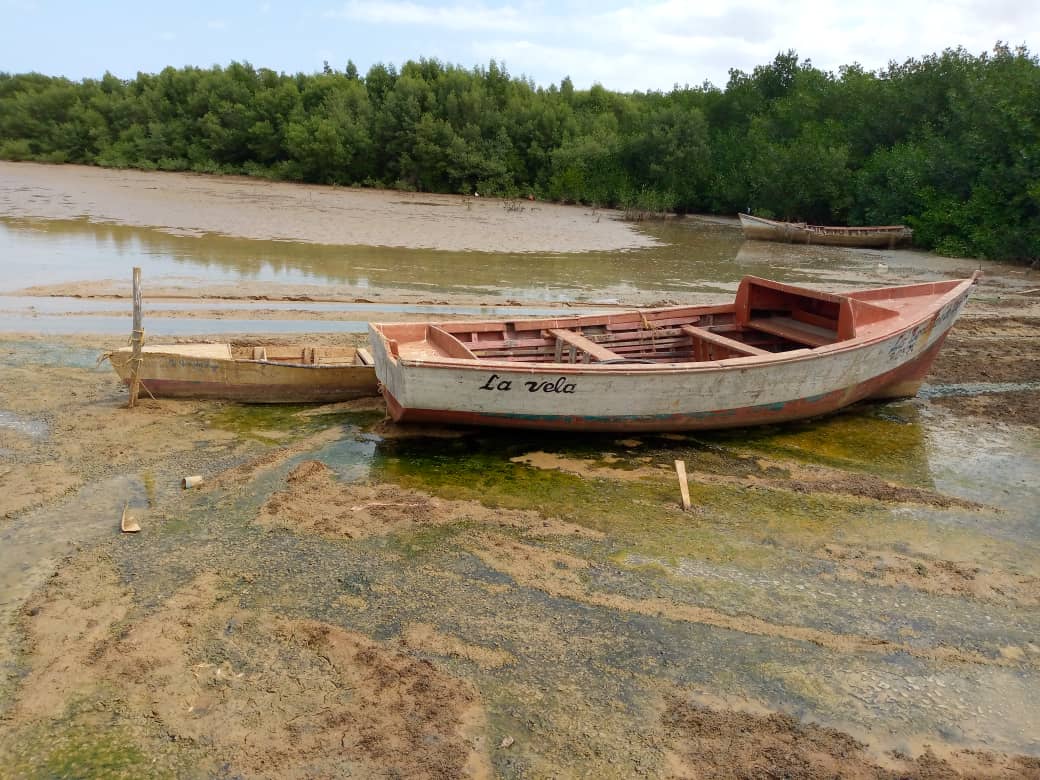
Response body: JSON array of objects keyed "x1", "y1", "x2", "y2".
[{"x1": 1, "y1": 45, "x2": 1037, "y2": 262}]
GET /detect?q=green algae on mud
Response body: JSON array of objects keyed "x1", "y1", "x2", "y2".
[
  {"x1": 207, "y1": 402, "x2": 382, "y2": 443},
  {"x1": 0, "y1": 711, "x2": 180, "y2": 780},
  {"x1": 207, "y1": 402, "x2": 329, "y2": 443},
  {"x1": 367, "y1": 429, "x2": 971, "y2": 567},
  {"x1": 706, "y1": 402, "x2": 935, "y2": 487}
]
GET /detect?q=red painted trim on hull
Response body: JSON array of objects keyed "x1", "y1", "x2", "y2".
[{"x1": 383, "y1": 337, "x2": 948, "y2": 432}]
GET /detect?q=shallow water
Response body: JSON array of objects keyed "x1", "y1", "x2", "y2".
[
  {"x1": 0, "y1": 215, "x2": 992, "y2": 303},
  {"x1": 0, "y1": 410, "x2": 48, "y2": 439},
  {"x1": 0, "y1": 314, "x2": 373, "y2": 335},
  {"x1": 0, "y1": 295, "x2": 614, "y2": 335},
  {"x1": 0, "y1": 295, "x2": 605, "y2": 316}
]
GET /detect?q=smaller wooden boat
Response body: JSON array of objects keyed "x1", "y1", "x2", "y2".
[
  {"x1": 104, "y1": 342, "x2": 378, "y2": 403},
  {"x1": 739, "y1": 213, "x2": 912, "y2": 248}
]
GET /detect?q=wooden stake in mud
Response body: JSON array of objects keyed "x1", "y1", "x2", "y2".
[
  {"x1": 128, "y1": 266, "x2": 144, "y2": 408},
  {"x1": 674, "y1": 459, "x2": 691, "y2": 511}
]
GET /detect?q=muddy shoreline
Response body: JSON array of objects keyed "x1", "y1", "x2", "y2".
[
  {"x1": 0, "y1": 161, "x2": 658, "y2": 253},
  {"x1": 2, "y1": 165, "x2": 1040, "y2": 778}
]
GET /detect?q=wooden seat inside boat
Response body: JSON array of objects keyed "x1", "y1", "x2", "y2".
[
  {"x1": 548, "y1": 328, "x2": 622, "y2": 363},
  {"x1": 736, "y1": 276, "x2": 843, "y2": 348},
  {"x1": 744, "y1": 316, "x2": 836, "y2": 347},
  {"x1": 679, "y1": 324, "x2": 770, "y2": 358}
]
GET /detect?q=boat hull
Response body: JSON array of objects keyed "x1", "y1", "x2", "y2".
[
  {"x1": 370, "y1": 281, "x2": 971, "y2": 433},
  {"x1": 739, "y1": 213, "x2": 912, "y2": 248},
  {"x1": 108, "y1": 346, "x2": 378, "y2": 403},
  {"x1": 376, "y1": 336, "x2": 951, "y2": 432}
]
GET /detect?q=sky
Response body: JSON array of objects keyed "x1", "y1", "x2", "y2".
[{"x1": 1, "y1": 0, "x2": 1037, "y2": 92}]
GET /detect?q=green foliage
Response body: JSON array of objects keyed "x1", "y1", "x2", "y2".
[{"x1": 1, "y1": 44, "x2": 1037, "y2": 262}]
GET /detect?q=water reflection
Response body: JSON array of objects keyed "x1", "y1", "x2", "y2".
[{"x1": 0, "y1": 216, "x2": 982, "y2": 302}]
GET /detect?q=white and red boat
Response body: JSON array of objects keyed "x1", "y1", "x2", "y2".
[{"x1": 368, "y1": 274, "x2": 977, "y2": 432}]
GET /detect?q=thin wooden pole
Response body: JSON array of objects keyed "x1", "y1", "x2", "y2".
[
  {"x1": 128, "y1": 266, "x2": 143, "y2": 408},
  {"x1": 674, "y1": 459, "x2": 691, "y2": 511}
]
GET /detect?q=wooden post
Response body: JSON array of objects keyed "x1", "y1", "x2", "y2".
[
  {"x1": 128, "y1": 266, "x2": 143, "y2": 408},
  {"x1": 675, "y1": 460, "x2": 691, "y2": 511}
]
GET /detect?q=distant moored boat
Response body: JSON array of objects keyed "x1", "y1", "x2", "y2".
[{"x1": 739, "y1": 213, "x2": 913, "y2": 248}]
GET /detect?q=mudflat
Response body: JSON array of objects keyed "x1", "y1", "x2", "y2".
[
  {"x1": 2, "y1": 163, "x2": 1040, "y2": 779},
  {"x1": 0, "y1": 160, "x2": 656, "y2": 253}
]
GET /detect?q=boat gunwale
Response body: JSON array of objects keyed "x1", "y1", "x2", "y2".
[
  {"x1": 370, "y1": 277, "x2": 975, "y2": 375},
  {"x1": 110, "y1": 345, "x2": 366, "y2": 370}
]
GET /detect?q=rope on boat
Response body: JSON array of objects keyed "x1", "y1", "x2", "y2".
[
  {"x1": 97, "y1": 329, "x2": 157, "y2": 400},
  {"x1": 639, "y1": 311, "x2": 658, "y2": 354}
]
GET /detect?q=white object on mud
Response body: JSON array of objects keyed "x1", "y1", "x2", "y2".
[
  {"x1": 120, "y1": 503, "x2": 141, "y2": 533},
  {"x1": 182, "y1": 475, "x2": 203, "y2": 489}
]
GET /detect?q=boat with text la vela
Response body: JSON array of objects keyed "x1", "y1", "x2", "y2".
[
  {"x1": 739, "y1": 213, "x2": 913, "y2": 248},
  {"x1": 368, "y1": 274, "x2": 979, "y2": 432}
]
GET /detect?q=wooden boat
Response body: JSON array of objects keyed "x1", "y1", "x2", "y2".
[
  {"x1": 368, "y1": 274, "x2": 978, "y2": 432},
  {"x1": 739, "y1": 213, "x2": 912, "y2": 248},
  {"x1": 104, "y1": 342, "x2": 378, "y2": 403}
]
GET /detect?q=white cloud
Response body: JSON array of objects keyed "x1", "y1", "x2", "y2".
[
  {"x1": 319, "y1": 0, "x2": 1038, "y2": 89},
  {"x1": 326, "y1": 0, "x2": 531, "y2": 32},
  {"x1": 488, "y1": 0, "x2": 1038, "y2": 88}
]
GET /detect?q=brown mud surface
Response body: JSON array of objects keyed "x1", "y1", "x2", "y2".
[
  {"x1": 927, "y1": 315, "x2": 1040, "y2": 426},
  {"x1": 818, "y1": 544, "x2": 1040, "y2": 609},
  {"x1": 2, "y1": 327, "x2": 1039, "y2": 776},
  {"x1": 4, "y1": 553, "x2": 491, "y2": 779},
  {"x1": 0, "y1": 160, "x2": 655, "y2": 253},
  {"x1": 0, "y1": 334, "x2": 238, "y2": 519},
  {"x1": 660, "y1": 697, "x2": 1040, "y2": 779}
]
